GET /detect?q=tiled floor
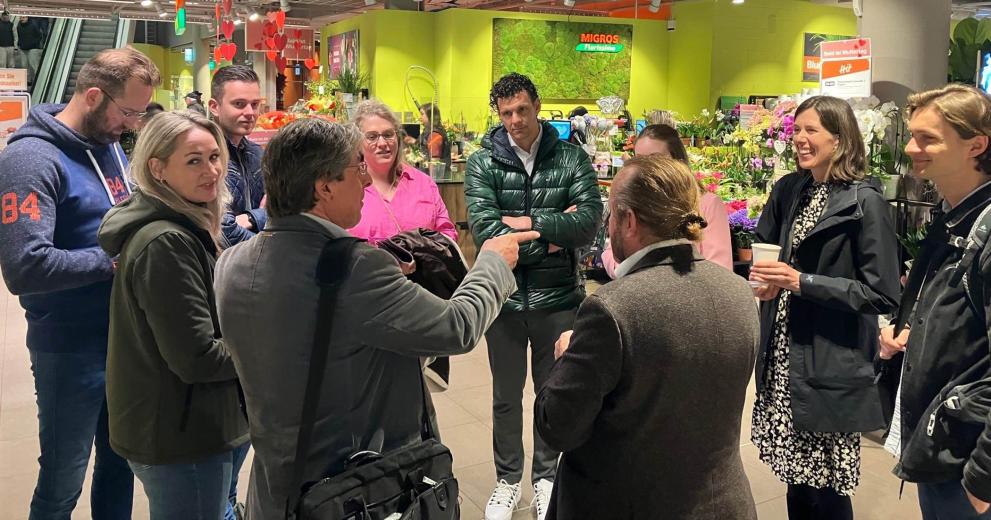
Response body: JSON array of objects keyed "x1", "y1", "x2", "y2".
[{"x1": 0, "y1": 281, "x2": 923, "y2": 519}]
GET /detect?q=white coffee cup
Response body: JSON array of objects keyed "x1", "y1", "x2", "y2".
[
  {"x1": 752, "y1": 243, "x2": 782, "y2": 263},
  {"x1": 750, "y1": 243, "x2": 782, "y2": 288}
]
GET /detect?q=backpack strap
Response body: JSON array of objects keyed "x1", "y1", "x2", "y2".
[{"x1": 949, "y1": 203, "x2": 991, "y2": 319}]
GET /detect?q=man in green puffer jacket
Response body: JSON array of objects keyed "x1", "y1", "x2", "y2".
[{"x1": 466, "y1": 72, "x2": 603, "y2": 520}]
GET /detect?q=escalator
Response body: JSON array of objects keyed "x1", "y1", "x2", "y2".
[
  {"x1": 32, "y1": 17, "x2": 131, "y2": 106},
  {"x1": 62, "y1": 19, "x2": 118, "y2": 102}
]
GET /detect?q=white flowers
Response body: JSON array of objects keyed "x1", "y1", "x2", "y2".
[{"x1": 851, "y1": 97, "x2": 898, "y2": 148}]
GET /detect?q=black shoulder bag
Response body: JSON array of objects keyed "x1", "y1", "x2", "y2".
[{"x1": 287, "y1": 237, "x2": 460, "y2": 520}]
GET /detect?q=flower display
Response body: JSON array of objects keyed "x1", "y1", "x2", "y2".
[{"x1": 728, "y1": 208, "x2": 758, "y2": 249}]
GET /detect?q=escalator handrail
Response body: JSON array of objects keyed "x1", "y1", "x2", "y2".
[
  {"x1": 31, "y1": 17, "x2": 67, "y2": 105},
  {"x1": 52, "y1": 19, "x2": 82, "y2": 104}
]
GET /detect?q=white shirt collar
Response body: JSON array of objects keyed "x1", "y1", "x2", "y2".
[
  {"x1": 303, "y1": 212, "x2": 349, "y2": 238},
  {"x1": 614, "y1": 238, "x2": 694, "y2": 279},
  {"x1": 508, "y1": 125, "x2": 542, "y2": 156}
]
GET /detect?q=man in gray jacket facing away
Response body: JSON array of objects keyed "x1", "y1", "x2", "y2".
[{"x1": 215, "y1": 118, "x2": 538, "y2": 519}]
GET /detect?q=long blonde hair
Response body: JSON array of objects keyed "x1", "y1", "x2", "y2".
[{"x1": 129, "y1": 110, "x2": 231, "y2": 250}]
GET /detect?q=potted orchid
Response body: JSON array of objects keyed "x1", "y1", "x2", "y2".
[{"x1": 850, "y1": 96, "x2": 900, "y2": 196}]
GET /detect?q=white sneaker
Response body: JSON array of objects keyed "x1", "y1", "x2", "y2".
[
  {"x1": 532, "y1": 479, "x2": 553, "y2": 520},
  {"x1": 485, "y1": 479, "x2": 522, "y2": 520}
]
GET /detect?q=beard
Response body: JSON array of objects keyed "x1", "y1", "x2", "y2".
[{"x1": 81, "y1": 99, "x2": 119, "y2": 145}]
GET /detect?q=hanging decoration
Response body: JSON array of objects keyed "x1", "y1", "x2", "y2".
[
  {"x1": 213, "y1": 0, "x2": 238, "y2": 66},
  {"x1": 175, "y1": 0, "x2": 186, "y2": 36}
]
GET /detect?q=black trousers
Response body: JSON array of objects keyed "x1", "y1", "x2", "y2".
[
  {"x1": 485, "y1": 308, "x2": 576, "y2": 484},
  {"x1": 786, "y1": 484, "x2": 853, "y2": 520}
]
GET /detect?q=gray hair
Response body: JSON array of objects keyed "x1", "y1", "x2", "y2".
[
  {"x1": 263, "y1": 118, "x2": 363, "y2": 218},
  {"x1": 352, "y1": 99, "x2": 406, "y2": 177}
]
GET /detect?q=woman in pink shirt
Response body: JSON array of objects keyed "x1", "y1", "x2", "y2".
[
  {"x1": 348, "y1": 100, "x2": 458, "y2": 244},
  {"x1": 601, "y1": 124, "x2": 733, "y2": 277}
]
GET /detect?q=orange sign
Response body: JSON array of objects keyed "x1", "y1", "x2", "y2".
[
  {"x1": 0, "y1": 94, "x2": 30, "y2": 150},
  {"x1": 0, "y1": 68, "x2": 27, "y2": 91},
  {"x1": 579, "y1": 33, "x2": 620, "y2": 44},
  {"x1": 821, "y1": 59, "x2": 871, "y2": 78}
]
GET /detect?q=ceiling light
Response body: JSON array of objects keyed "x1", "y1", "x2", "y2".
[
  {"x1": 233, "y1": 18, "x2": 242, "y2": 25},
  {"x1": 364, "y1": 0, "x2": 376, "y2": 5},
  {"x1": 140, "y1": 0, "x2": 153, "y2": 7},
  {"x1": 248, "y1": 10, "x2": 260, "y2": 21},
  {"x1": 648, "y1": 0, "x2": 661, "y2": 12},
  {"x1": 157, "y1": 11, "x2": 168, "y2": 17},
  {"x1": 563, "y1": 0, "x2": 575, "y2": 7},
  {"x1": 732, "y1": 0, "x2": 744, "y2": 4}
]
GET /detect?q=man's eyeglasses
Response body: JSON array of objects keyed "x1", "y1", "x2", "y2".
[
  {"x1": 363, "y1": 131, "x2": 397, "y2": 144},
  {"x1": 98, "y1": 88, "x2": 147, "y2": 119},
  {"x1": 346, "y1": 161, "x2": 369, "y2": 176}
]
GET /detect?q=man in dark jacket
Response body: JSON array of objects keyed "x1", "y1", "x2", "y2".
[
  {"x1": 465, "y1": 72, "x2": 603, "y2": 520},
  {"x1": 879, "y1": 84, "x2": 991, "y2": 518},
  {"x1": 209, "y1": 65, "x2": 266, "y2": 246},
  {"x1": 0, "y1": 12, "x2": 14, "y2": 69},
  {"x1": 0, "y1": 48, "x2": 159, "y2": 519},
  {"x1": 16, "y1": 16, "x2": 43, "y2": 84}
]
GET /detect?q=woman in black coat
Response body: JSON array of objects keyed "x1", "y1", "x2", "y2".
[{"x1": 749, "y1": 96, "x2": 900, "y2": 520}]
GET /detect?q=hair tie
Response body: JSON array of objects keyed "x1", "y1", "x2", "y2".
[{"x1": 680, "y1": 213, "x2": 708, "y2": 231}]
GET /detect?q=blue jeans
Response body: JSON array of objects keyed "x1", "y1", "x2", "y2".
[
  {"x1": 28, "y1": 350, "x2": 134, "y2": 520},
  {"x1": 131, "y1": 443, "x2": 249, "y2": 520},
  {"x1": 918, "y1": 480, "x2": 991, "y2": 520}
]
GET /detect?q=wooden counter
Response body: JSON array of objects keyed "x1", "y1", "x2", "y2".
[{"x1": 438, "y1": 178, "x2": 477, "y2": 266}]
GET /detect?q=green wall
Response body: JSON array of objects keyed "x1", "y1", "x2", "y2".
[
  {"x1": 323, "y1": 1, "x2": 857, "y2": 131},
  {"x1": 324, "y1": 9, "x2": 669, "y2": 129}
]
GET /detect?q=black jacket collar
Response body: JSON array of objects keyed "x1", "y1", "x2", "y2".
[
  {"x1": 943, "y1": 181, "x2": 991, "y2": 231},
  {"x1": 483, "y1": 121, "x2": 561, "y2": 172}
]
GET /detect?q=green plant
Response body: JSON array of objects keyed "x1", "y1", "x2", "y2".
[
  {"x1": 898, "y1": 226, "x2": 928, "y2": 260},
  {"x1": 304, "y1": 77, "x2": 337, "y2": 98},
  {"x1": 949, "y1": 18, "x2": 991, "y2": 84},
  {"x1": 334, "y1": 66, "x2": 370, "y2": 95}
]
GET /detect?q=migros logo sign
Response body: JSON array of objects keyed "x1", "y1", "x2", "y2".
[{"x1": 580, "y1": 33, "x2": 621, "y2": 44}]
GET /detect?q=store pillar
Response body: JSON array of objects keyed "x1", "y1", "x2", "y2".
[
  {"x1": 192, "y1": 25, "x2": 212, "y2": 104},
  {"x1": 858, "y1": 0, "x2": 951, "y2": 105}
]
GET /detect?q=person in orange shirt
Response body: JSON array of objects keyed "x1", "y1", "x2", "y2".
[{"x1": 418, "y1": 103, "x2": 451, "y2": 171}]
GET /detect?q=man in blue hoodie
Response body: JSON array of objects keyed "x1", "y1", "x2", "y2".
[
  {"x1": 209, "y1": 64, "x2": 267, "y2": 246},
  {"x1": 0, "y1": 47, "x2": 159, "y2": 519}
]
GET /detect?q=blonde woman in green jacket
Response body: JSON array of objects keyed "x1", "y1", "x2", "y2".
[{"x1": 98, "y1": 111, "x2": 250, "y2": 519}]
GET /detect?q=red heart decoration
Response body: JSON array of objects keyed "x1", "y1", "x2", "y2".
[
  {"x1": 266, "y1": 50, "x2": 277, "y2": 62},
  {"x1": 222, "y1": 0, "x2": 232, "y2": 14},
  {"x1": 265, "y1": 37, "x2": 276, "y2": 50},
  {"x1": 221, "y1": 42, "x2": 237, "y2": 62},
  {"x1": 294, "y1": 29, "x2": 302, "y2": 39},
  {"x1": 263, "y1": 21, "x2": 277, "y2": 37},
  {"x1": 276, "y1": 56, "x2": 288, "y2": 71},
  {"x1": 221, "y1": 20, "x2": 235, "y2": 40},
  {"x1": 215, "y1": 4, "x2": 220, "y2": 21},
  {"x1": 275, "y1": 34, "x2": 288, "y2": 51},
  {"x1": 293, "y1": 41, "x2": 302, "y2": 51},
  {"x1": 266, "y1": 11, "x2": 278, "y2": 23},
  {"x1": 253, "y1": 42, "x2": 262, "y2": 50},
  {"x1": 304, "y1": 58, "x2": 315, "y2": 69},
  {"x1": 275, "y1": 10, "x2": 286, "y2": 29},
  {"x1": 214, "y1": 46, "x2": 223, "y2": 63}
]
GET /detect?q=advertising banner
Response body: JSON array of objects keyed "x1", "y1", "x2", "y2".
[
  {"x1": 803, "y1": 33, "x2": 855, "y2": 82},
  {"x1": 327, "y1": 30, "x2": 359, "y2": 79},
  {"x1": 819, "y1": 38, "x2": 872, "y2": 99}
]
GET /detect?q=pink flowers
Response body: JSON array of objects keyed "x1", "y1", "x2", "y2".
[{"x1": 727, "y1": 199, "x2": 748, "y2": 213}]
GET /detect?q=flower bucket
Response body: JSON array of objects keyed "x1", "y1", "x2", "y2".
[
  {"x1": 882, "y1": 175, "x2": 900, "y2": 199},
  {"x1": 737, "y1": 248, "x2": 753, "y2": 262}
]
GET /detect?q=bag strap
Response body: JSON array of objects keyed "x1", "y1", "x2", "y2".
[
  {"x1": 950, "y1": 203, "x2": 991, "y2": 319},
  {"x1": 287, "y1": 236, "x2": 360, "y2": 518}
]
